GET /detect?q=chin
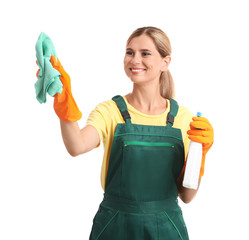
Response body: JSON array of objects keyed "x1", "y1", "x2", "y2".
[{"x1": 129, "y1": 77, "x2": 152, "y2": 85}]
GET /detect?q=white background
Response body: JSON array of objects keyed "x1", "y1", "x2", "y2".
[{"x1": 0, "y1": 0, "x2": 248, "y2": 239}]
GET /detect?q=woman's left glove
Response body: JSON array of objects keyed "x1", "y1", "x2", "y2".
[
  {"x1": 50, "y1": 56, "x2": 82, "y2": 122},
  {"x1": 187, "y1": 117, "x2": 214, "y2": 178}
]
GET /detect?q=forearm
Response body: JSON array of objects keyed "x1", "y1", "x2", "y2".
[
  {"x1": 177, "y1": 169, "x2": 201, "y2": 203},
  {"x1": 60, "y1": 120, "x2": 84, "y2": 156}
]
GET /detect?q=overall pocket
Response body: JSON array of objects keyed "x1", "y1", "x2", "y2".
[
  {"x1": 163, "y1": 210, "x2": 189, "y2": 240},
  {"x1": 90, "y1": 205, "x2": 119, "y2": 240},
  {"x1": 122, "y1": 141, "x2": 177, "y2": 201}
]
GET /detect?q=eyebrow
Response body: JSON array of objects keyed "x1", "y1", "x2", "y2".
[{"x1": 126, "y1": 48, "x2": 152, "y2": 52}]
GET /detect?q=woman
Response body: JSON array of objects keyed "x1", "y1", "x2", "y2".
[{"x1": 42, "y1": 27, "x2": 214, "y2": 239}]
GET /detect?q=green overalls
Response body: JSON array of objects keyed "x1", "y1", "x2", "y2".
[{"x1": 89, "y1": 95, "x2": 189, "y2": 240}]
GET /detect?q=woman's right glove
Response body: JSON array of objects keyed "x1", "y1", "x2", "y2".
[
  {"x1": 50, "y1": 56, "x2": 82, "y2": 122},
  {"x1": 187, "y1": 117, "x2": 214, "y2": 178}
]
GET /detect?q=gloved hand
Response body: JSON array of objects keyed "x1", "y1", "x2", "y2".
[
  {"x1": 49, "y1": 56, "x2": 82, "y2": 122},
  {"x1": 36, "y1": 57, "x2": 82, "y2": 122},
  {"x1": 187, "y1": 117, "x2": 214, "y2": 178}
]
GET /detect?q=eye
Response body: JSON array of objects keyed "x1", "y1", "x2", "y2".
[
  {"x1": 142, "y1": 52, "x2": 151, "y2": 56},
  {"x1": 126, "y1": 51, "x2": 133, "y2": 56}
]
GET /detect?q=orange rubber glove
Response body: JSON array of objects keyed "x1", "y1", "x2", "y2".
[
  {"x1": 187, "y1": 117, "x2": 214, "y2": 178},
  {"x1": 50, "y1": 56, "x2": 82, "y2": 122}
]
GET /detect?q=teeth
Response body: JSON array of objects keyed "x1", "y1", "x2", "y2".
[{"x1": 131, "y1": 68, "x2": 144, "y2": 72}]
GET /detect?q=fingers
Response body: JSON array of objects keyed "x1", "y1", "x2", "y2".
[
  {"x1": 190, "y1": 121, "x2": 211, "y2": 130},
  {"x1": 50, "y1": 56, "x2": 61, "y2": 68},
  {"x1": 36, "y1": 60, "x2": 40, "y2": 78},
  {"x1": 50, "y1": 56, "x2": 65, "y2": 76},
  {"x1": 188, "y1": 116, "x2": 214, "y2": 144},
  {"x1": 50, "y1": 55, "x2": 56, "y2": 65},
  {"x1": 188, "y1": 135, "x2": 209, "y2": 144},
  {"x1": 192, "y1": 116, "x2": 210, "y2": 123},
  {"x1": 187, "y1": 129, "x2": 211, "y2": 137},
  {"x1": 189, "y1": 130, "x2": 213, "y2": 144},
  {"x1": 190, "y1": 117, "x2": 213, "y2": 131},
  {"x1": 36, "y1": 69, "x2": 40, "y2": 78},
  {"x1": 187, "y1": 128, "x2": 213, "y2": 144}
]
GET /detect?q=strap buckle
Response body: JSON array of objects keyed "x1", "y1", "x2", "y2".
[
  {"x1": 167, "y1": 113, "x2": 174, "y2": 125},
  {"x1": 121, "y1": 110, "x2": 131, "y2": 120}
]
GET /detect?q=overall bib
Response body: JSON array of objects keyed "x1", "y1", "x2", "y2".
[{"x1": 89, "y1": 96, "x2": 189, "y2": 240}]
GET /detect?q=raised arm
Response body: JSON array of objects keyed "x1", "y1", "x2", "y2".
[
  {"x1": 60, "y1": 121, "x2": 100, "y2": 156},
  {"x1": 50, "y1": 56, "x2": 101, "y2": 156},
  {"x1": 36, "y1": 56, "x2": 100, "y2": 156}
]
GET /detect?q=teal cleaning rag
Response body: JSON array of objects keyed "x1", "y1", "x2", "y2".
[{"x1": 35, "y1": 32, "x2": 63, "y2": 103}]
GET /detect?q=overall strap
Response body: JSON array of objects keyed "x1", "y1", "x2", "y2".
[
  {"x1": 167, "y1": 99, "x2": 179, "y2": 127},
  {"x1": 112, "y1": 95, "x2": 131, "y2": 124}
]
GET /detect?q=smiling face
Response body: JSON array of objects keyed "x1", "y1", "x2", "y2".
[{"x1": 124, "y1": 34, "x2": 170, "y2": 85}]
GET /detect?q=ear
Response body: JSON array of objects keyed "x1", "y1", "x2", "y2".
[{"x1": 161, "y1": 56, "x2": 171, "y2": 71}]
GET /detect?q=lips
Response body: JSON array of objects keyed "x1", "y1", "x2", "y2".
[{"x1": 130, "y1": 68, "x2": 146, "y2": 73}]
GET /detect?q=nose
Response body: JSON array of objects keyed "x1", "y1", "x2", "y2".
[{"x1": 131, "y1": 52, "x2": 141, "y2": 65}]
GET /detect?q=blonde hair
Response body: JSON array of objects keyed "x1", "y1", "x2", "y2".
[{"x1": 127, "y1": 26, "x2": 175, "y2": 99}]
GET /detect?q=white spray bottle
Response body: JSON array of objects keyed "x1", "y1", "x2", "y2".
[{"x1": 183, "y1": 112, "x2": 203, "y2": 190}]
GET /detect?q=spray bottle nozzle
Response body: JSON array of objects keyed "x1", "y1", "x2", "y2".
[{"x1": 197, "y1": 112, "x2": 202, "y2": 117}]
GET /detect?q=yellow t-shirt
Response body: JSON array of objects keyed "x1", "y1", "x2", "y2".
[{"x1": 86, "y1": 96, "x2": 193, "y2": 191}]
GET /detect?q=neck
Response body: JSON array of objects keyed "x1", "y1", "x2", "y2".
[{"x1": 126, "y1": 81, "x2": 167, "y2": 114}]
